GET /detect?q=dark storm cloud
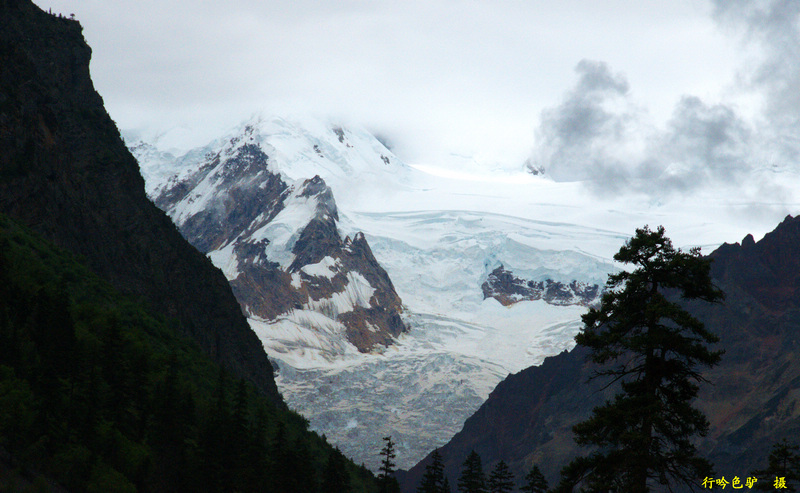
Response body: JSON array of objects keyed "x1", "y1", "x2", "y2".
[
  {"x1": 713, "y1": 0, "x2": 800, "y2": 165},
  {"x1": 655, "y1": 96, "x2": 752, "y2": 192},
  {"x1": 547, "y1": 60, "x2": 630, "y2": 145},
  {"x1": 533, "y1": 60, "x2": 755, "y2": 196},
  {"x1": 533, "y1": 60, "x2": 637, "y2": 188}
]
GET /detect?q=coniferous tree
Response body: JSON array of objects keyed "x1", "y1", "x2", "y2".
[
  {"x1": 322, "y1": 447, "x2": 352, "y2": 493},
  {"x1": 271, "y1": 422, "x2": 292, "y2": 491},
  {"x1": 231, "y1": 378, "x2": 262, "y2": 491},
  {"x1": 752, "y1": 439, "x2": 800, "y2": 492},
  {"x1": 487, "y1": 460, "x2": 514, "y2": 493},
  {"x1": 458, "y1": 450, "x2": 487, "y2": 493},
  {"x1": 270, "y1": 421, "x2": 317, "y2": 492},
  {"x1": 282, "y1": 437, "x2": 318, "y2": 493},
  {"x1": 149, "y1": 352, "x2": 197, "y2": 491},
  {"x1": 199, "y1": 369, "x2": 233, "y2": 491},
  {"x1": 443, "y1": 476, "x2": 452, "y2": 493},
  {"x1": 555, "y1": 225, "x2": 724, "y2": 492},
  {"x1": 232, "y1": 378, "x2": 249, "y2": 440},
  {"x1": 520, "y1": 464, "x2": 548, "y2": 493},
  {"x1": 245, "y1": 403, "x2": 271, "y2": 489},
  {"x1": 418, "y1": 448, "x2": 446, "y2": 493},
  {"x1": 378, "y1": 435, "x2": 400, "y2": 493},
  {"x1": 0, "y1": 217, "x2": 383, "y2": 492}
]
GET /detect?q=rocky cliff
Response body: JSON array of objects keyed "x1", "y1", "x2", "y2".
[
  {"x1": 481, "y1": 265, "x2": 600, "y2": 307},
  {"x1": 402, "y1": 216, "x2": 800, "y2": 491},
  {"x1": 143, "y1": 122, "x2": 407, "y2": 352},
  {"x1": 0, "y1": 0, "x2": 281, "y2": 404}
]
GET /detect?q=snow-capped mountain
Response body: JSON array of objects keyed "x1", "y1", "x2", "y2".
[
  {"x1": 140, "y1": 120, "x2": 407, "y2": 355},
  {"x1": 133, "y1": 113, "x2": 765, "y2": 471}
]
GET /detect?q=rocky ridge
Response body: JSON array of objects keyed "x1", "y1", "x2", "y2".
[
  {"x1": 138, "y1": 122, "x2": 407, "y2": 352},
  {"x1": 481, "y1": 264, "x2": 600, "y2": 307}
]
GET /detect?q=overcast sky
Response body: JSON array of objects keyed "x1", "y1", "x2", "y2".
[{"x1": 31, "y1": 0, "x2": 800, "y2": 187}]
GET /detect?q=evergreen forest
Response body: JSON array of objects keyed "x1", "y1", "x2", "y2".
[{"x1": 0, "y1": 214, "x2": 378, "y2": 492}]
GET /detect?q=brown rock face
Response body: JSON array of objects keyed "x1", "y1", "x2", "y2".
[
  {"x1": 151, "y1": 136, "x2": 408, "y2": 352},
  {"x1": 0, "y1": 0, "x2": 282, "y2": 404},
  {"x1": 481, "y1": 265, "x2": 600, "y2": 307},
  {"x1": 402, "y1": 216, "x2": 800, "y2": 491},
  {"x1": 338, "y1": 232, "x2": 407, "y2": 349}
]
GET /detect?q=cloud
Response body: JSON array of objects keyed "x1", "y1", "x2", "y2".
[
  {"x1": 532, "y1": 60, "x2": 757, "y2": 196},
  {"x1": 712, "y1": 1, "x2": 800, "y2": 115},
  {"x1": 712, "y1": 0, "x2": 800, "y2": 164},
  {"x1": 544, "y1": 60, "x2": 630, "y2": 148},
  {"x1": 528, "y1": 0, "x2": 800, "y2": 202},
  {"x1": 531, "y1": 60, "x2": 642, "y2": 188},
  {"x1": 32, "y1": 0, "x2": 747, "y2": 168},
  {"x1": 654, "y1": 96, "x2": 753, "y2": 194},
  {"x1": 32, "y1": 0, "x2": 796, "y2": 193}
]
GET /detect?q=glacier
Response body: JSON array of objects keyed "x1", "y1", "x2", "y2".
[{"x1": 131, "y1": 113, "x2": 798, "y2": 471}]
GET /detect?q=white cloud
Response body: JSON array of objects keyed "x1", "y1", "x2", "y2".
[{"x1": 31, "y1": 0, "x2": 783, "y2": 178}]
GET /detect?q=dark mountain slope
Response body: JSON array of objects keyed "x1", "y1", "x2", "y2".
[
  {"x1": 402, "y1": 216, "x2": 800, "y2": 491},
  {"x1": 0, "y1": 0, "x2": 280, "y2": 403},
  {"x1": 0, "y1": 213, "x2": 379, "y2": 492}
]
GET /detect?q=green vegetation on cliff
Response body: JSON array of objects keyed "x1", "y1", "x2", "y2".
[{"x1": 0, "y1": 214, "x2": 377, "y2": 492}]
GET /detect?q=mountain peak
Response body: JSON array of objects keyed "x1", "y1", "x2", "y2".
[{"x1": 140, "y1": 122, "x2": 409, "y2": 355}]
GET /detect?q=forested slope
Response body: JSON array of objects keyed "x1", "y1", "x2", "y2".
[
  {"x1": 0, "y1": 215, "x2": 377, "y2": 491},
  {"x1": 0, "y1": 0, "x2": 279, "y2": 403}
]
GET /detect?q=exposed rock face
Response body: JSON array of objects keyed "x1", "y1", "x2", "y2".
[
  {"x1": 402, "y1": 216, "x2": 800, "y2": 491},
  {"x1": 0, "y1": 0, "x2": 282, "y2": 404},
  {"x1": 481, "y1": 265, "x2": 600, "y2": 307},
  {"x1": 337, "y1": 232, "x2": 407, "y2": 349},
  {"x1": 147, "y1": 131, "x2": 407, "y2": 352}
]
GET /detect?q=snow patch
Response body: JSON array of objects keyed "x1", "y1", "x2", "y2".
[
  {"x1": 206, "y1": 241, "x2": 240, "y2": 280},
  {"x1": 291, "y1": 272, "x2": 303, "y2": 289},
  {"x1": 300, "y1": 255, "x2": 340, "y2": 279},
  {"x1": 304, "y1": 272, "x2": 375, "y2": 316},
  {"x1": 250, "y1": 313, "x2": 361, "y2": 368},
  {"x1": 248, "y1": 181, "x2": 319, "y2": 269}
]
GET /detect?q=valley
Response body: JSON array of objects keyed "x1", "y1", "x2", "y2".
[
  {"x1": 9, "y1": 0, "x2": 800, "y2": 490},
  {"x1": 130, "y1": 114, "x2": 799, "y2": 470}
]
